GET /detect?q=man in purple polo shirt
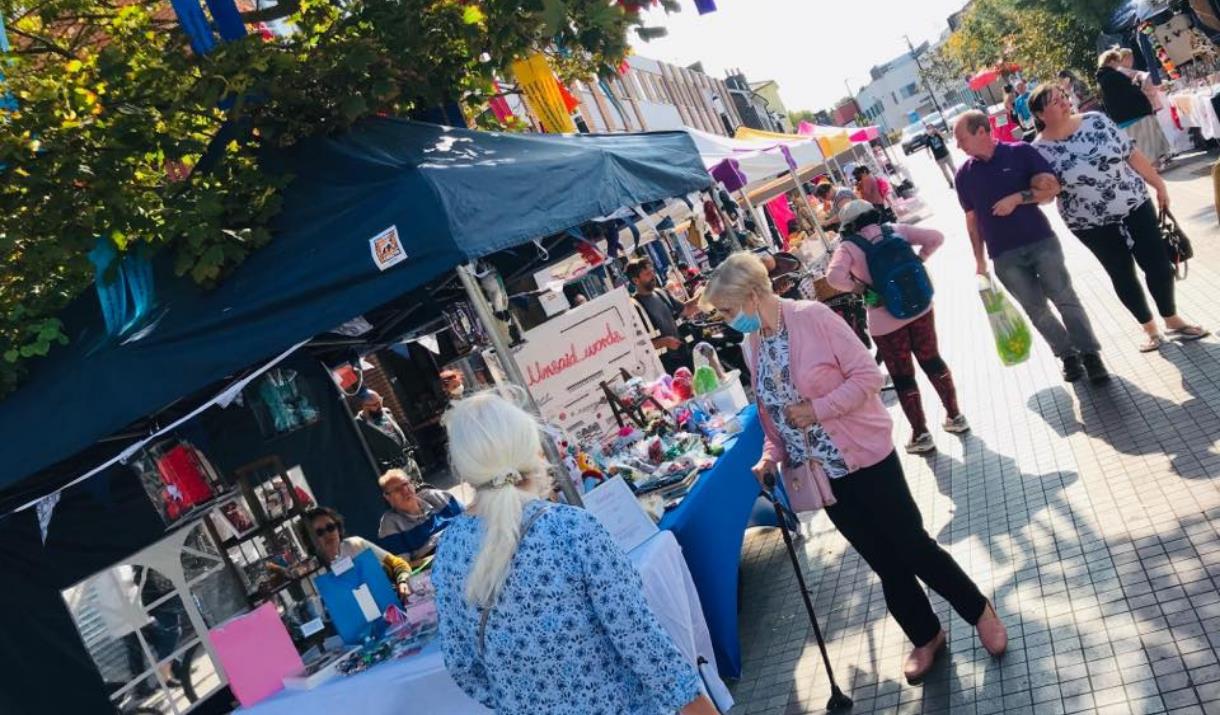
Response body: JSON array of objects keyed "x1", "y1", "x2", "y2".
[{"x1": 953, "y1": 111, "x2": 1108, "y2": 383}]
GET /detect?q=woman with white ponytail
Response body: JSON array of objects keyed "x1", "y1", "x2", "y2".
[{"x1": 432, "y1": 390, "x2": 717, "y2": 715}]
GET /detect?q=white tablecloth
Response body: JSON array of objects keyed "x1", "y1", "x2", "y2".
[{"x1": 239, "y1": 530, "x2": 730, "y2": 715}]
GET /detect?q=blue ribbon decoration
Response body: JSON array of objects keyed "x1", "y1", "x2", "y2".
[
  {"x1": 167, "y1": 0, "x2": 218, "y2": 55},
  {"x1": 204, "y1": 0, "x2": 248, "y2": 42},
  {"x1": 121, "y1": 243, "x2": 156, "y2": 334},
  {"x1": 0, "y1": 8, "x2": 10, "y2": 52},
  {"x1": 0, "y1": 10, "x2": 17, "y2": 114},
  {"x1": 88, "y1": 237, "x2": 131, "y2": 337}
]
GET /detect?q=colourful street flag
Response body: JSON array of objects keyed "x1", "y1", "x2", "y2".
[{"x1": 512, "y1": 53, "x2": 577, "y2": 133}]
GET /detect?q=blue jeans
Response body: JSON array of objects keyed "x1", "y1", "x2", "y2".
[{"x1": 993, "y1": 237, "x2": 1101, "y2": 358}]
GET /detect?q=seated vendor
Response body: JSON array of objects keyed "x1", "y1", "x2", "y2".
[
  {"x1": 376, "y1": 469, "x2": 463, "y2": 561},
  {"x1": 306, "y1": 506, "x2": 411, "y2": 602}
]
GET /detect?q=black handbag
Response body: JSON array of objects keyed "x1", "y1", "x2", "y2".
[{"x1": 1160, "y1": 207, "x2": 1193, "y2": 280}]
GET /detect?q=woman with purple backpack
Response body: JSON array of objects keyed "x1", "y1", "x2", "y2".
[{"x1": 827, "y1": 200, "x2": 968, "y2": 454}]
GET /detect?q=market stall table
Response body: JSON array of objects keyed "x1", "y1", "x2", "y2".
[
  {"x1": 658, "y1": 405, "x2": 768, "y2": 679},
  {"x1": 237, "y1": 530, "x2": 729, "y2": 714}
]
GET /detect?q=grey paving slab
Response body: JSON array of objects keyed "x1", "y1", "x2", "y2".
[{"x1": 724, "y1": 149, "x2": 1220, "y2": 714}]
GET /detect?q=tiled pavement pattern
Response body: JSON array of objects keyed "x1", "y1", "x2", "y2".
[{"x1": 726, "y1": 150, "x2": 1220, "y2": 714}]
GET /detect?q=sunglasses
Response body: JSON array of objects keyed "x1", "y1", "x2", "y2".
[{"x1": 314, "y1": 522, "x2": 339, "y2": 537}]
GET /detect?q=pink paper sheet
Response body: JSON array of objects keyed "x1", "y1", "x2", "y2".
[{"x1": 210, "y1": 603, "x2": 304, "y2": 707}]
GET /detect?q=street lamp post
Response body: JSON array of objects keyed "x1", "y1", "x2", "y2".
[{"x1": 904, "y1": 34, "x2": 947, "y2": 127}]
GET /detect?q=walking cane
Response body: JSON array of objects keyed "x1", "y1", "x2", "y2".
[{"x1": 760, "y1": 472, "x2": 853, "y2": 712}]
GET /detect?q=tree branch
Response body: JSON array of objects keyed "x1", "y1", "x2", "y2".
[
  {"x1": 238, "y1": 0, "x2": 299, "y2": 24},
  {"x1": 5, "y1": 26, "x2": 77, "y2": 59}
]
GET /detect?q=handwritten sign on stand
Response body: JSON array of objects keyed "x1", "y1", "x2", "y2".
[{"x1": 508, "y1": 287, "x2": 662, "y2": 442}]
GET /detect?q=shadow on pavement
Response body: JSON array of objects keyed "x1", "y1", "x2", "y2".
[{"x1": 1026, "y1": 350, "x2": 1220, "y2": 480}]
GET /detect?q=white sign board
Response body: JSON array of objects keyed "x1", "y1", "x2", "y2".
[
  {"x1": 581, "y1": 476, "x2": 658, "y2": 553},
  {"x1": 511, "y1": 287, "x2": 662, "y2": 443}
]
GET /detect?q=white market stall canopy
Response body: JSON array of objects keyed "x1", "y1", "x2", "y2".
[{"x1": 684, "y1": 127, "x2": 826, "y2": 181}]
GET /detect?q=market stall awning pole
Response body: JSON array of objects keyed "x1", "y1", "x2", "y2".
[
  {"x1": 456, "y1": 263, "x2": 584, "y2": 507},
  {"x1": 787, "y1": 168, "x2": 831, "y2": 252}
]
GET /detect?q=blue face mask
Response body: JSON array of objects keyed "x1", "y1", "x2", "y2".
[{"x1": 729, "y1": 309, "x2": 763, "y2": 334}]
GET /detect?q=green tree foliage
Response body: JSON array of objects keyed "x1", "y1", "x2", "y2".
[
  {"x1": 942, "y1": 0, "x2": 1120, "y2": 87},
  {"x1": 0, "y1": 0, "x2": 668, "y2": 394}
]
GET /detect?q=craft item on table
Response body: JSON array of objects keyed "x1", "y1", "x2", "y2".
[
  {"x1": 647, "y1": 437, "x2": 665, "y2": 465},
  {"x1": 671, "y1": 367, "x2": 694, "y2": 401},
  {"x1": 406, "y1": 571, "x2": 434, "y2": 600},
  {"x1": 405, "y1": 597, "x2": 438, "y2": 629},
  {"x1": 333, "y1": 619, "x2": 438, "y2": 677},
  {"x1": 576, "y1": 452, "x2": 607, "y2": 491},
  {"x1": 603, "y1": 462, "x2": 641, "y2": 491},
  {"x1": 693, "y1": 365, "x2": 720, "y2": 396},
  {"x1": 649, "y1": 374, "x2": 678, "y2": 406},
  {"x1": 672, "y1": 405, "x2": 693, "y2": 431},
  {"x1": 384, "y1": 604, "x2": 406, "y2": 627},
  {"x1": 692, "y1": 341, "x2": 726, "y2": 380},
  {"x1": 644, "y1": 415, "x2": 673, "y2": 438},
  {"x1": 562, "y1": 451, "x2": 586, "y2": 495},
  {"x1": 612, "y1": 377, "x2": 649, "y2": 408},
  {"x1": 610, "y1": 424, "x2": 645, "y2": 453},
  {"x1": 314, "y1": 548, "x2": 400, "y2": 645}
]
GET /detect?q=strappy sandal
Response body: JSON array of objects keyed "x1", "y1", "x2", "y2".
[
  {"x1": 1139, "y1": 334, "x2": 1166, "y2": 353},
  {"x1": 1167, "y1": 325, "x2": 1210, "y2": 342}
]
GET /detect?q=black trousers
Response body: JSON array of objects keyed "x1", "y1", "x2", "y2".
[
  {"x1": 1074, "y1": 200, "x2": 1176, "y2": 325},
  {"x1": 825, "y1": 451, "x2": 987, "y2": 647}
]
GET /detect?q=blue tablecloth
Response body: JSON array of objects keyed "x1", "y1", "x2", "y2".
[{"x1": 659, "y1": 405, "x2": 769, "y2": 679}]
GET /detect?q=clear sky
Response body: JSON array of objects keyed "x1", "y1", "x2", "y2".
[{"x1": 629, "y1": 0, "x2": 970, "y2": 114}]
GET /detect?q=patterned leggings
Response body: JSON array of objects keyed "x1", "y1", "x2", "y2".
[{"x1": 873, "y1": 310, "x2": 960, "y2": 435}]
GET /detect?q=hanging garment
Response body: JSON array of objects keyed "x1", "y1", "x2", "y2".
[
  {"x1": 765, "y1": 196, "x2": 795, "y2": 242},
  {"x1": 153, "y1": 443, "x2": 215, "y2": 508}
]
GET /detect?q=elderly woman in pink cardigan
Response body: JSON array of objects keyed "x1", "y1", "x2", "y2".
[{"x1": 702, "y1": 252, "x2": 1006, "y2": 685}]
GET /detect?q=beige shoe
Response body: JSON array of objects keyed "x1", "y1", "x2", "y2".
[
  {"x1": 903, "y1": 629, "x2": 946, "y2": 685},
  {"x1": 976, "y1": 601, "x2": 1008, "y2": 657}
]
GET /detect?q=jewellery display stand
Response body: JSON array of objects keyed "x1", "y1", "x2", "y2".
[{"x1": 202, "y1": 456, "x2": 328, "y2": 651}]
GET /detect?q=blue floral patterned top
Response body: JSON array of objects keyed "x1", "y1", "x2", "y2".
[
  {"x1": 756, "y1": 323, "x2": 850, "y2": 478},
  {"x1": 432, "y1": 500, "x2": 702, "y2": 715}
]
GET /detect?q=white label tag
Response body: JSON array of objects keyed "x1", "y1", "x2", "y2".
[
  {"x1": 353, "y1": 585, "x2": 380, "y2": 622},
  {"x1": 331, "y1": 556, "x2": 353, "y2": 575},
  {"x1": 369, "y1": 226, "x2": 407, "y2": 271},
  {"x1": 300, "y1": 617, "x2": 325, "y2": 637}
]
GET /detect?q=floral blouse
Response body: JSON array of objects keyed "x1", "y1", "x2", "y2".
[
  {"x1": 1033, "y1": 112, "x2": 1150, "y2": 231},
  {"x1": 432, "y1": 501, "x2": 702, "y2": 715},
  {"x1": 755, "y1": 323, "x2": 850, "y2": 478}
]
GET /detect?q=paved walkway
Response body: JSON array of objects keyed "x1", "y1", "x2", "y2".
[{"x1": 727, "y1": 148, "x2": 1220, "y2": 715}]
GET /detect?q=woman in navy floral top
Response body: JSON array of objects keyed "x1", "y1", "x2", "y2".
[
  {"x1": 432, "y1": 390, "x2": 715, "y2": 715},
  {"x1": 1031, "y1": 84, "x2": 1208, "y2": 353}
]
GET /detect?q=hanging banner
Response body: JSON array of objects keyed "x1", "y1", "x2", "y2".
[
  {"x1": 512, "y1": 53, "x2": 578, "y2": 134},
  {"x1": 510, "y1": 287, "x2": 661, "y2": 442}
]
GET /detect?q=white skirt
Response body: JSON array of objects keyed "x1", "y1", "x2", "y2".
[{"x1": 1125, "y1": 114, "x2": 1172, "y2": 162}]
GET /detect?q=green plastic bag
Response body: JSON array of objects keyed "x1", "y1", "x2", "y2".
[{"x1": 978, "y1": 275, "x2": 1031, "y2": 366}]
